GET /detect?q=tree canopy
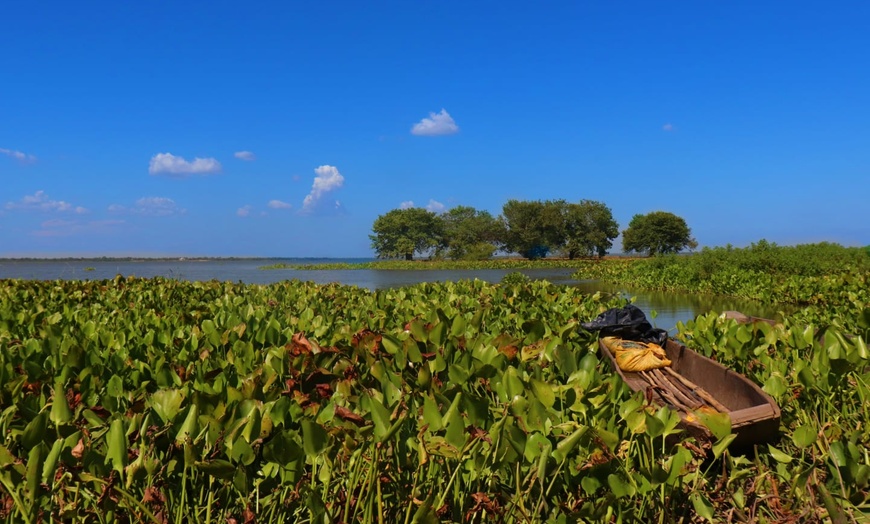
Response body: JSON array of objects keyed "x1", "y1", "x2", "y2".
[
  {"x1": 621, "y1": 211, "x2": 697, "y2": 256},
  {"x1": 369, "y1": 208, "x2": 444, "y2": 260},
  {"x1": 562, "y1": 200, "x2": 620, "y2": 259},
  {"x1": 441, "y1": 206, "x2": 500, "y2": 260},
  {"x1": 370, "y1": 199, "x2": 623, "y2": 260},
  {"x1": 499, "y1": 200, "x2": 567, "y2": 260}
]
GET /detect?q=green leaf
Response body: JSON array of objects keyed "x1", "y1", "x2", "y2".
[
  {"x1": 429, "y1": 321, "x2": 446, "y2": 347},
  {"x1": 712, "y1": 433, "x2": 737, "y2": 460},
  {"x1": 42, "y1": 439, "x2": 64, "y2": 485},
  {"x1": 524, "y1": 432, "x2": 551, "y2": 462},
  {"x1": 607, "y1": 473, "x2": 635, "y2": 498},
  {"x1": 763, "y1": 373, "x2": 788, "y2": 397},
  {"x1": 450, "y1": 315, "x2": 467, "y2": 339},
  {"x1": 697, "y1": 410, "x2": 731, "y2": 441},
  {"x1": 195, "y1": 459, "x2": 236, "y2": 480},
  {"x1": 443, "y1": 393, "x2": 465, "y2": 448},
  {"x1": 150, "y1": 389, "x2": 185, "y2": 423},
  {"x1": 301, "y1": 420, "x2": 328, "y2": 457},
  {"x1": 581, "y1": 475, "x2": 602, "y2": 495},
  {"x1": 175, "y1": 404, "x2": 199, "y2": 444},
  {"x1": 263, "y1": 430, "x2": 304, "y2": 464},
  {"x1": 229, "y1": 437, "x2": 255, "y2": 465},
  {"x1": 106, "y1": 418, "x2": 128, "y2": 474},
  {"x1": 422, "y1": 395, "x2": 443, "y2": 431},
  {"x1": 21, "y1": 412, "x2": 48, "y2": 449},
  {"x1": 50, "y1": 381, "x2": 72, "y2": 425},
  {"x1": 690, "y1": 492, "x2": 715, "y2": 522},
  {"x1": 380, "y1": 333, "x2": 401, "y2": 355},
  {"x1": 522, "y1": 319, "x2": 546, "y2": 343},
  {"x1": 767, "y1": 444, "x2": 793, "y2": 464},
  {"x1": 106, "y1": 374, "x2": 124, "y2": 398},
  {"x1": 366, "y1": 394, "x2": 392, "y2": 441},
  {"x1": 409, "y1": 320, "x2": 427, "y2": 342},
  {"x1": 530, "y1": 378, "x2": 555, "y2": 408},
  {"x1": 856, "y1": 336, "x2": 868, "y2": 360},
  {"x1": 553, "y1": 425, "x2": 588, "y2": 462},
  {"x1": 644, "y1": 412, "x2": 665, "y2": 438},
  {"x1": 792, "y1": 425, "x2": 817, "y2": 449}
]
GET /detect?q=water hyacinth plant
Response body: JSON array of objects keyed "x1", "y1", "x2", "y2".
[{"x1": 0, "y1": 272, "x2": 867, "y2": 522}]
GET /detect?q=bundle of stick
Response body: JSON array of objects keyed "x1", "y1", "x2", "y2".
[{"x1": 637, "y1": 367, "x2": 728, "y2": 414}]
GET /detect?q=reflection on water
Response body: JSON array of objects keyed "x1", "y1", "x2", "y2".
[
  {"x1": 572, "y1": 281, "x2": 786, "y2": 333},
  {"x1": 0, "y1": 259, "x2": 782, "y2": 331}
]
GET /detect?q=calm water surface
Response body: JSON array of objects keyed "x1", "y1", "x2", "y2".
[{"x1": 0, "y1": 258, "x2": 782, "y2": 332}]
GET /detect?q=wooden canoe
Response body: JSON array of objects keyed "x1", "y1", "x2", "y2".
[{"x1": 598, "y1": 337, "x2": 781, "y2": 448}]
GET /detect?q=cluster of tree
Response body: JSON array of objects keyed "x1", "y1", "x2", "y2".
[{"x1": 370, "y1": 200, "x2": 695, "y2": 260}]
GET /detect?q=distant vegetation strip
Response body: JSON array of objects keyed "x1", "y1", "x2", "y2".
[
  {"x1": 572, "y1": 241, "x2": 870, "y2": 307},
  {"x1": 260, "y1": 258, "x2": 601, "y2": 270}
]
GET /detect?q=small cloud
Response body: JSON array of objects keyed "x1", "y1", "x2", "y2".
[
  {"x1": 425, "y1": 199, "x2": 445, "y2": 213},
  {"x1": 292, "y1": 175, "x2": 301, "y2": 182},
  {"x1": 110, "y1": 197, "x2": 185, "y2": 216},
  {"x1": 5, "y1": 190, "x2": 87, "y2": 213},
  {"x1": 268, "y1": 199, "x2": 292, "y2": 209},
  {"x1": 234, "y1": 151, "x2": 256, "y2": 161},
  {"x1": 302, "y1": 165, "x2": 345, "y2": 213},
  {"x1": 0, "y1": 147, "x2": 37, "y2": 164},
  {"x1": 399, "y1": 201, "x2": 415, "y2": 209},
  {"x1": 411, "y1": 109, "x2": 459, "y2": 136},
  {"x1": 133, "y1": 197, "x2": 185, "y2": 216},
  {"x1": 41, "y1": 219, "x2": 76, "y2": 228},
  {"x1": 148, "y1": 152, "x2": 222, "y2": 177},
  {"x1": 237, "y1": 205, "x2": 252, "y2": 217},
  {"x1": 662, "y1": 123, "x2": 674, "y2": 132},
  {"x1": 32, "y1": 219, "x2": 125, "y2": 237}
]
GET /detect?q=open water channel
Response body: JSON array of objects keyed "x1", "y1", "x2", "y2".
[{"x1": 0, "y1": 258, "x2": 784, "y2": 333}]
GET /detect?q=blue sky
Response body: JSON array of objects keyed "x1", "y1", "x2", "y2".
[{"x1": 2, "y1": 1, "x2": 868, "y2": 257}]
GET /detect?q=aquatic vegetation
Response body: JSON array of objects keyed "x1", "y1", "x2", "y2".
[
  {"x1": 572, "y1": 241, "x2": 870, "y2": 308},
  {"x1": 260, "y1": 258, "x2": 591, "y2": 271},
  {"x1": 0, "y1": 275, "x2": 867, "y2": 521}
]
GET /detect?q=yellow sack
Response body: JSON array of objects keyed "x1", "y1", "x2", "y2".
[{"x1": 601, "y1": 336, "x2": 672, "y2": 372}]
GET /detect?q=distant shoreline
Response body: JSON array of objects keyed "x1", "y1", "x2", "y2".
[{"x1": 0, "y1": 256, "x2": 373, "y2": 262}]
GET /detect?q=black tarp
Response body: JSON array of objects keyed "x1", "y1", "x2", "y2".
[{"x1": 580, "y1": 304, "x2": 669, "y2": 346}]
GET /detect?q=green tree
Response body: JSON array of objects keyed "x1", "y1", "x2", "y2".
[
  {"x1": 441, "y1": 206, "x2": 500, "y2": 260},
  {"x1": 369, "y1": 208, "x2": 444, "y2": 260},
  {"x1": 498, "y1": 199, "x2": 567, "y2": 259},
  {"x1": 562, "y1": 200, "x2": 620, "y2": 259},
  {"x1": 621, "y1": 211, "x2": 698, "y2": 256}
]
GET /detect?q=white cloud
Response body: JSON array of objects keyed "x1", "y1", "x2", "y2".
[
  {"x1": 33, "y1": 219, "x2": 125, "y2": 237},
  {"x1": 662, "y1": 123, "x2": 674, "y2": 131},
  {"x1": 234, "y1": 151, "x2": 256, "y2": 161},
  {"x1": 302, "y1": 165, "x2": 345, "y2": 212},
  {"x1": 268, "y1": 199, "x2": 292, "y2": 209},
  {"x1": 41, "y1": 219, "x2": 76, "y2": 228},
  {"x1": 399, "y1": 201, "x2": 415, "y2": 209},
  {"x1": 411, "y1": 109, "x2": 459, "y2": 136},
  {"x1": 109, "y1": 197, "x2": 185, "y2": 216},
  {"x1": 0, "y1": 148, "x2": 37, "y2": 163},
  {"x1": 425, "y1": 199, "x2": 445, "y2": 213},
  {"x1": 134, "y1": 197, "x2": 184, "y2": 216},
  {"x1": 237, "y1": 205, "x2": 252, "y2": 217},
  {"x1": 148, "y1": 152, "x2": 222, "y2": 176},
  {"x1": 5, "y1": 190, "x2": 87, "y2": 213}
]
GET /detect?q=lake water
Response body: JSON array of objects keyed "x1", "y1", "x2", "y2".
[{"x1": 0, "y1": 258, "x2": 782, "y2": 333}]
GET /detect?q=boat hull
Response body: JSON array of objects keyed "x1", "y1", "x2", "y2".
[{"x1": 598, "y1": 338, "x2": 781, "y2": 448}]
